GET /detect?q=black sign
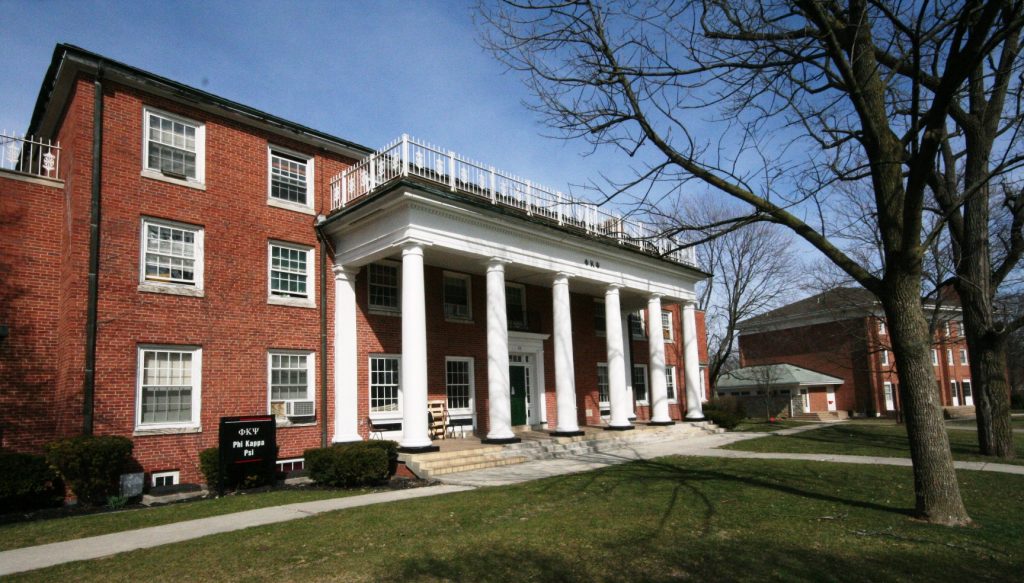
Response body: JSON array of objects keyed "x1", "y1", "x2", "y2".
[{"x1": 218, "y1": 415, "x2": 276, "y2": 494}]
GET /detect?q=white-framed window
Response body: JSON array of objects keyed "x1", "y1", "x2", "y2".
[
  {"x1": 268, "y1": 350, "x2": 315, "y2": 419},
  {"x1": 151, "y1": 471, "x2": 179, "y2": 488},
  {"x1": 506, "y1": 283, "x2": 527, "y2": 330},
  {"x1": 962, "y1": 379, "x2": 973, "y2": 400},
  {"x1": 699, "y1": 365, "x2": 708, "y2": 401},
  {"x1": 368, "y1": 262, "x2": 400, "y2": 313},
  {"x1": 369, "y1": 355, "x2": 401, "y2": 416},
  {"x1": 947, "y1": 349, "x2": 954, "y2": 367},
  {"x1": 445, "y1": 357, "x2": 474, "y2": 414},
  {"x1": 136, "y1": 345, "x2": 201, "y2": 430},
  {"x1": 662, "y1": 310, "x2": 674, "y2": 341},
  {"x1": 632, "y1": 364, "x2": 649, "y2": 404},
  {"x1": 443, "y1": 272, "x2": 472, "y2": 321},
  {"x1": 883, "y1": 381, "x2": 895, "y2": 411},
  {"x1": 268, "y1": 241, "x2": 314, "y2": 307},
  {"x1": 665, "y1": 365, "x2": 677, "y2": 402},
  {"x1": 951, "y1": 380, "x2": 960, "y2": 402},
  {"x1": 629, "y1": 310, "x2": 646, "y2": 339},
  {"x1": 277, "y1": 458, "x2": 304, "y2": 473},
  {"x1": 139, "y1": 217, "x2": 204, "y2": 295},
  {"x1": 267, "y1": 145, "x2": 314, "y2": 211},
  {"x1": 597, "y1": 363, "x2": 609, "y2": 406},
  {"x1": 944, "y1": 322, "x2": 952, "y2": 337},
  {"x1": 143, "y1": 107, "x2": 204, "y2": 186},
  {"x1": 594, "y1": 299, "x2": 606, "y2": 336},
  {"x1": 959, "y1": 349, "x2": 968, "y2": 365},
  {"x1": 881, "y1": 350, "x2": 889, "y2": 366},
  {"x1": 931, "y1": 349, "x2": 939, "y2": 366},
  {"x1": 878, "y1": 320, "x2": 887, "y2": 335}
]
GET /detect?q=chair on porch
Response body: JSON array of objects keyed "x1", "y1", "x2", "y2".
[
  {"x1": 367, "y1": 418, "x2": 385, "y2": 440},
  {"x1": 427, "y1": 400, "x2": 448, "y2": 440}
]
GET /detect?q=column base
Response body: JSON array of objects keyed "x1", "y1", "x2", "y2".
[
  {"x1": 481, "y1": 436, "x2": 522, "y2": 444},
  {"x1": 649, "y1": 420, "x2": 675, "y2": 426},
  {"x1": 550, "y1": 430, "x2": 586, "y2": 437},
  {"x1": 605, "y1": 425, "x2": 635, "y2": 431},
  {"x1": 684, "y1": 416, "x2": 707, "y2": 423},
  {"x1": 398, "y1": 444, "x2": 441, "y2": 454}
]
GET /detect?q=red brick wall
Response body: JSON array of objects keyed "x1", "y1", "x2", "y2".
[{"x1": 0, "y1": 174, "x2": 64, "y2": 451}]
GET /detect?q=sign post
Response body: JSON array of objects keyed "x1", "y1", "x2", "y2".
[{"x1": 218, "y1": 415, "x2": 277, "y2": 496}]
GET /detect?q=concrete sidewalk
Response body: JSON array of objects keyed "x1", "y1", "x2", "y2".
[{"x1": 0, "y1": 484, "x2": 473, "y2": 577}]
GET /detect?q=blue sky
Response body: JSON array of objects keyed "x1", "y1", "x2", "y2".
[{"x1": 0, "y1": 0, "x2": 628, "y2": 198}]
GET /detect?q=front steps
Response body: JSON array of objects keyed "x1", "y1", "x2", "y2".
[
  {"x1": 790, "y1": 411, "x2": 849, "y2": 422},
  {"x1": 400, "y1": 421, "x2": 722, "y2": 480}
]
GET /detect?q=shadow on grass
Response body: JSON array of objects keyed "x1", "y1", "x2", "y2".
[{"x1": 775, "y1": 425, "x2": 912, "y2": 454}]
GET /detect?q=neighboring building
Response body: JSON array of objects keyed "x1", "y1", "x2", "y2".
[
  {"x1": 716, "y1": 363, "x2": 844, "y2": 419},
  {"x1": 0, "y1": 45, "x2": 710, "y2": 486},
  {"x1": 735, "y1": 288, "x2": 972, "y2": 417}
]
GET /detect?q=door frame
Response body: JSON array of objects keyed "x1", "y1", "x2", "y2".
[
  {"x1": 509, "y1": 355, "x2": 531, "y2": 426},
  {"x1": 799, "y1": 388, "x2": 810, "y2": 413},
  {"x1": 507, "y1": 331, "x2": 549, "y2": 429},
  {"x1": 826, "y1": 386, "x2": 837, "y2": 412}
]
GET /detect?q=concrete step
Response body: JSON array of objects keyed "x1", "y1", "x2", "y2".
[{"x1": 422, "y1": 456, "x2": 531, "y2": 476}]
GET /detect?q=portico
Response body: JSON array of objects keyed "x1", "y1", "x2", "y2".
[{"x1": 321, "y1": 136, "x2": 708, "y2": 450}]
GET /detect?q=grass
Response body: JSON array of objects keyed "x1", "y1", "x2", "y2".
[
  {"x1": 724, "y1": 423, "x2": 1024, "y2": 465},
  {"x1": 6, "y1": 457, "x2": 1023, "y2": 582},
  {"x1": 732, "y1": 418, "x2": 811, "y2": 432},
  {"x1": 947, "y1": 418, "x2": 1024, "y2": 429},
  {"x1": 0, "y1": 487, "x2": 371, "y2": 552}
]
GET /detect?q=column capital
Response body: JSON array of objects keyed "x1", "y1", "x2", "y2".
[
  {"x1": 553, "y1": 272, "x2": 573, "y2": 285},
  {"x1": 486, "y1": 257, "x2": 511, "y2": 272},
  {"x1": 332, "y1": 264, "x2": 360, "y2": 280},
  {"x1": 647, "y1": 292, "x2": 664, "y2": 300}
]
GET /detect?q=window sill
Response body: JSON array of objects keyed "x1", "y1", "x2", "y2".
[
  {"x1": 369, "y1": 413, "x2": 402, "y2": 422},
  {"x1": 139, "y1": 282, "x2": 204, "y2": 297},
  {"x1": 444, "y1": 317, "x2": 475, "y2": 325},
  {"x1": 141, "y1": 169, "x2": 206, "y2": 191},
  {"x1": 268, "y1": 295, "x2": 315, "y2": 309},
  {"x1": 267, "y1": 198, "x2": 315, "y2": 215},
  {"x1": 134, "y1": 426, "x2": 202, "y2": 436},
  {"x1": 276, "y1": 418, "x2": 317, "y2": 428},
  {"x1": 368, "y1": 308, "x2": 402, "y2": 317}
]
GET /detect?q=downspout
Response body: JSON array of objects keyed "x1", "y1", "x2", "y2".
[
  {"x1": 315, "y1": 217, "x2": 330, "y2": 447},
  {"x1": 83, "y1": 62, "x2": 104, "y2": 435}
]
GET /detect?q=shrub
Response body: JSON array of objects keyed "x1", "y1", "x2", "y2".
[
  {"x1": 305, "y1": 441, "x2": 396, "y2": 488},
  {"x1": 703, "y1": 396, "x2": 746, "y2": 430},
  {"x1": 45, "y1": 435, "x2": 133, "y2": 506},
  {"x1": 0, "y1": 452, "x2": 65, "y2": 513},
  {"x1": 360, "y1": 440, "x2": 399, "y2": 476},
  {"x1": 199, "y1": 447, "x2": 277, "y2": 492}
]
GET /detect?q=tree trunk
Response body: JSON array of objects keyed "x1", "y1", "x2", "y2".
[
  {"x1": 968, "y1": 330, "x2": 1015, "y2": 458},
  {"x1": 883, "y1": 278, "x2": 972, "y2": 525}
]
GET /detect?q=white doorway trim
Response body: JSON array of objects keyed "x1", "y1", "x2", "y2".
[{"x1": 508, "y1": 331, "x2": 549, "y2": 429}]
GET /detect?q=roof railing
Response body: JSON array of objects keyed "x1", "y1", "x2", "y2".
[{"x1": 0, "y1": 131, "x2": 61, "y2": 180}]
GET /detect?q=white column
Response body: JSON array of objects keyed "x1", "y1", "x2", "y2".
[
  {"x1": 486, "y1": 259, "x2": 516, "y2": 441},
  {"x1": 605, "y1": 285, "x2": 633, "y2": 429},
  {"x1": 332, "y1": 265, "x2": 362, "y2": 442},
  {"x1": 400, "y1": 244, "x2": 432, "y2": 449},
  {"x1": 622, "y1": 313, "x2": 636, "y2": 419},
  {"x1": 682, "y1": 302, "x2": 705, "y2": 420},
  {"x1": 552, "y1": 273, "x2": 581, "y2": 434},
  {"x1": 647, "y1": 295, "x2": 672, "y2": 424}
]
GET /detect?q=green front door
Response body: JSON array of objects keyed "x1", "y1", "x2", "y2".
[{"x1": 510, "y1": 365, "x2": 528, "y2": 426}]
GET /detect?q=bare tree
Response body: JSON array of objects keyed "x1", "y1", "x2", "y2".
[
  {"x1": 688, "y1": 200, "x2": 803, "y2": 390},
  {"x1": 479, "y1": 0, "x2": 1024, "y2": 525}
]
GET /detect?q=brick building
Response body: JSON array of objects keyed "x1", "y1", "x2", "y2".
[
  {"x1": 0, "y1": 45, "x2": 710, "y2": 486},
  {"x1": 734, "y1": 287, "x2": 973, "y2": 417}
]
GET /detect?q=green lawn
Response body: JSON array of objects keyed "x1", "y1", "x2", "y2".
[
  {"x1": 724, "y1": 423, "x2": 1024, "y2": 465},
  {"x1": 0, "y1": 487, "x2": 371, "y2": 552},
  {"x1": 7, "y1": 457, "x2": 1024, "y2": 582},
  {"x1": 947, "y1": 417, "x2": 1024, "y2": 429},
  {"x1": 732, "y1": 418, "x2": 812, "y2": 432}
]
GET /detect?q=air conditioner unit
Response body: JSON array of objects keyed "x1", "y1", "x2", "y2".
[{"x1": 285, "y1": 400, "x2": 315, "y2": 417}]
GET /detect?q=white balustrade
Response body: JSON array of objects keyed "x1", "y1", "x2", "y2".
[{"x1": 0, "y1": 132, "x2": 61, "y2": 180}]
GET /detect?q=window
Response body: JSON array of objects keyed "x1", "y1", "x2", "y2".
[
  {"x1": 506, "y1": 283, "x2": 527, "y2": 330},
  {"x1": 268, "y1": 242, "x2": 314, "y2": 306},
  {"x1": 139, "y1": 217, "x2": 203, "y2": 294},
  {"x1": 277, "y1": 458, "x2": 304, "y2": 474},
  {"x1": 931, "y1": 349, "x2": 939, "y2": 366},
  {"x1": 268, "y1": 351, "x2": 315, "y2": 418},
  {"x1": 368, "y1": 262, "x2": 400, "y2": 312},
  {"x1": 699, "y1": 365, "x2": 708, "y2": 401},
  {"x1": 878, "y1": 320, "x2": 887, "y2": 335},
  {"x1": 443, "y1": 272, "x2": 472, "y2": 321},
  {"x1": 632, "y1": 364, "x2": 648, "y2": 404},
  {"x1": 881, "y1": 350, "x2": 889, "y2": 366},
  {"x1": 662, "y1": 310, "x2": 674, "y2": 341},
  {"x1": 629, "y1": 310, "x2": 646, "y2": 339},
  {"x1": 370, "y1": 355, "x2": 401, "y2": 415},
  {"x1": 883, "y1": 382, "x2": 895, "y2": 411},
  {"x1": 594, "y1": 300, "x2": 606, "y2": 335},
  {"x1": 143, "y1": 107, "x2": 204, "y2": 184},
  {"x1": 151, "y1": 471, "x2": 179, "y2": 488},
  {"x1": 947, "y1": 349, "x2": 953, "y2": 367},
  {"x1": 944, "y1": 322, "x2": 952, "y2": 337},
  {"x1": 959, "y1": 349, "x2": 968, "y2": 365},
  {"x1": 951, "y1": 380, "x2": 960, "y2": 401},
  {"x1": 665, "y1": 366, "x2": 677, "y2": 402},
  {"x1": 597, "y1": 363, "x2": 609, "y2": 405},
  {"x1": 136, "y1": 346, "x2": 201, "y2": 430},
  {"x1": 962, "y1": 379, "x2": 973, "y2": 400},
  {"x1": 446, "y1": 357, "x2": 474, "y2": 413},
  {"x1": 268, "y1": 146, "x2": 313, "y2": 209}
]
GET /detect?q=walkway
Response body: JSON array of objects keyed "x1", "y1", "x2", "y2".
[{"x1": 3, "y1": 421, "x2": 1022, "y2": 576}]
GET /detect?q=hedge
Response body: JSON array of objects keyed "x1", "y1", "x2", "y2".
[
  {"x1": 304, "y1": 441, "x2": 398, "y2": 488},
  {"x1": 45, "y1": 435, "x2": 133, "y2": 506},
  {"x1": 0, "y1": 452, "x2": 65, "y2": 513},
  {"x1": 702, "y1": 396, "x2": 746, "y2": 430}
]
